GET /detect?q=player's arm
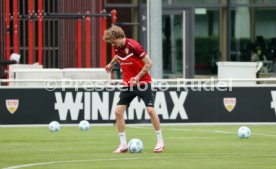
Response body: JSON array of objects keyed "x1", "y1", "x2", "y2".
[
  {"x1": 135, "y1": 55, "x2": 153, "y2": 80},
  {"x1": 105, "y1": 57, "x2": 119, "y2": 72}
]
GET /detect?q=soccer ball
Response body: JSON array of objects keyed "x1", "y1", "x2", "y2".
[
  {"x1": 48, "y1": 121, "x2": 60, "y2": 132},
  {"x1": 79, "y1": 120, "x2": 90, "y2": 131},
  {"x1": 128, "y1": 138, "x2": 143, "y2": 153},
  {"x1": 238, "y1": 126, "x2": 251, "y2": 139}
]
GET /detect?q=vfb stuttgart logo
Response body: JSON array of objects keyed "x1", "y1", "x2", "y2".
[
  {"x1": 223, "y1": 98, "x2": 236, "y2": 112},
  {"x1": 6, "y1": 99, "x2": 19, "y2": 114}
]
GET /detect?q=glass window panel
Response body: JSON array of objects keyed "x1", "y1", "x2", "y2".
[
  {"x1": 106, "y1": 0, "x2": 132, "y2": 3},
  {"x1": 255, "y1": 8, "x2": 276, "y2": 73},
  {"x1": 195, "y1": 8, "x2": 220, "y2": 74},
  {"x1": 256, "y1": 8, "x2": 276, "y2": 39},
  {"x1": 162, "y1": 14, "x2": 183, "y2": 78},
  {"x1": 254, "y1": 0, "x2": 265, "y2": 4},
  {"x1": 232, "y1": 0, "x2": 276, "y2": 4},
  {"x1": 263, "y1": 0, "x2": 276, "y2": 3},
  {"x1": 162, "y1": 0, "x2": 170, "y2": 5},
  {"x1": 232, "y1": 0, "x2": 251, "y2": 4},
  {"x1": 231, "y1": 7, "x2": 276, "y2": 73},
  {"x1": 230, "y1": 7, "x2": 251, "y2": 61},
  {"x1": 174, "y1": 0, "x2": 219, "y2": 4}
]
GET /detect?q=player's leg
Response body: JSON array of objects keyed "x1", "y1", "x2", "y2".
[
  {"x1": 113, "y1": 105, "x2": 128, "y2": 153},
  {"x1": 146, "y1": 106, "x2": 164, "y2": 153},
  {"x1": 138, "y1": 84, "x2": 164, "y2": 153},
  {"x1": 115, "y1": 105, "x2": 127, "y2": 133},
  {"x1": 146, "y1": 107, "x2": 160, "y2": 131},
  {"x1": 113, "y1": 89, "x2": 135, "y2": 153}
]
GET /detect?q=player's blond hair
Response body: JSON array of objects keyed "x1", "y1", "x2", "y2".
[{"x1": 103, "y1": 26, "x2": 126, "y2": 43}]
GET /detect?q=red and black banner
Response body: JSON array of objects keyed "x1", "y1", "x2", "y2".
[{"x1": 1, "y1": 87, "x2": 276, "y2": 124}]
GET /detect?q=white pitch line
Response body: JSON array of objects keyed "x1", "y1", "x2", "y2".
[
  {"x1": 169, "y1": 128, "x2": 276, "y2": 137},
  {"x1": 180, "y1": 153, "x2": 276, "y2": 158},
  {"x1": 253, "y1": 133, "x2": 276, "y2": 137},
  {"x1": 2, "y1": 157, "x2": 169, "y2": 169},
  {"x1": 0, "y1": 124, "x2": 114, "y2": 128},
  {"x1": 168, "y1": 136, "x2": 213, "y2": 139},
  {"x1": 4, "y1": 153, "x2": 276, "y2": 169},
  {"x1": 129, "y1": 125, "x2": 276, "y2": 137},
  {"x1": 127, "y1": 122, "x2": 276, "y2": 126},
  {"x1": 169, "y1": 128, "x2": 235, "y2": 134},
  {"x1": 2, "y1": 122, "x2": 276, "y2": 128}
]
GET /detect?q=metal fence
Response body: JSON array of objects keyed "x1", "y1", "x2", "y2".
[{"x1": 0, "y1": 0, "x2": 111, "y2": 69}]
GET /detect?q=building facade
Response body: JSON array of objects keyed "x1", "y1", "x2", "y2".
[
  {"x1": 161, "y1": 0, "x2": 276, "y2": 78},
  {"x1": 1, "y1": 0, "x2": 276, "y2": 79}
]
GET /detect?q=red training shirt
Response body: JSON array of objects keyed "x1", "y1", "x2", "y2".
[{"x1": 114, "y1": 38, "x2": 152, "y2": 86}]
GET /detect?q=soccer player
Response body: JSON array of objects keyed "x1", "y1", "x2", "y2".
[{"x1": 103, "y1": 26, "x2": 164, "y2": 153}]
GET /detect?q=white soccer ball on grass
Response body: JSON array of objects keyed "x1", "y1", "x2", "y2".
[
  {"x1": 48, "y1": 121, "x2": 60, "y2": 132},
  {"x1": 79, "y1": 120, "x2": 90, "y2": 131},
  {"x1": 238, "y1": 126, "x2": 251, "y2": 139},
  {"x1": 128, "y1": 138, "x2": 143, "y2": 153}
]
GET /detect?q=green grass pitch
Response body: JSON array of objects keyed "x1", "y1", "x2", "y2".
[{"x1": 1, "y1": 124, "x2": 276, "y2": 169}]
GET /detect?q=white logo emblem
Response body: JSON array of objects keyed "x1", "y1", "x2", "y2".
[
  {"x1": 223, "y1": 98, "x2": 236, "y2": 112},
  {"x1": 6, "y1": 99, "x2": 19, "y2": 114}
]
